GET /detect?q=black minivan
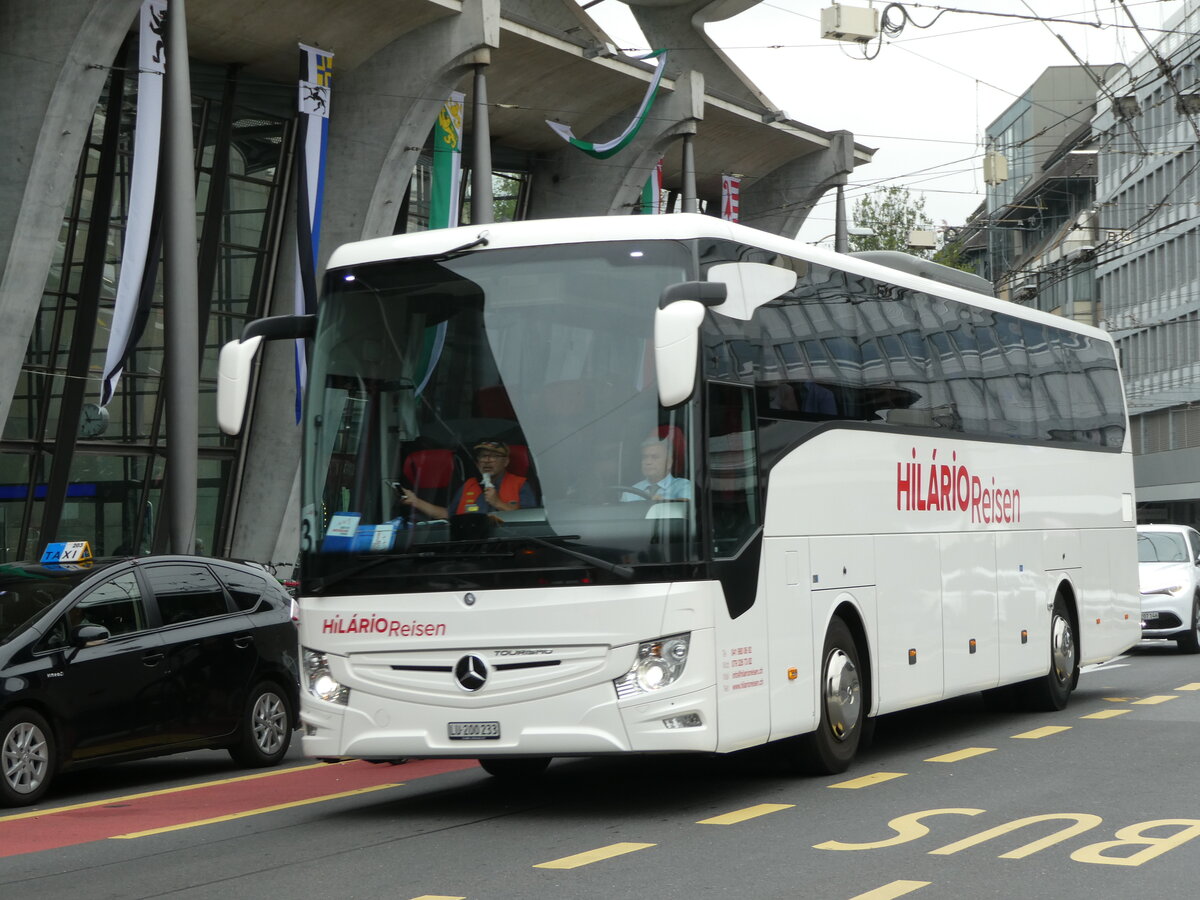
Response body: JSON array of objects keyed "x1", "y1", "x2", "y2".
[{"x1": 0, "y1": 555, "x2": 300, "y2": 806}]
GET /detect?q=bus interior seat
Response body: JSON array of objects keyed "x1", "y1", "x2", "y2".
[
  {"x1": 475, "y1": 385, "x2": 516, "y2": 420},
  {"x1": 652, "y1": 425, "x2": 686, "y2": 476},
  {"x1": 403, "y1": 449, "x2": 460, "y2": 509},
  {"x1": 507, "y1": 443, "x2": 531, "y2": 477},
  {"x1": 505, "y1": 443, "x2": 541, "y2": 505}
]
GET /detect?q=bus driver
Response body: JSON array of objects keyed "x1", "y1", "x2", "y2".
[{"x1": 621, "y1": 438, "x2": 693, "y2": 502}]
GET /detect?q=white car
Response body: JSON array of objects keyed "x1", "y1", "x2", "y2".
[{"x1": 1137, "y1": 524, "x2": 1200, "y2": 652}]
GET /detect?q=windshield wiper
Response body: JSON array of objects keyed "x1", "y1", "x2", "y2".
[
  {"x1": 307, "y1": 546, "x2": 514, "y2": 593},
  {"x1": 497, "y1": 531, "x2": 634, "y2": 580},
  {"x1": 430, "y1": 231, "x2": 489, "y2": 261}
]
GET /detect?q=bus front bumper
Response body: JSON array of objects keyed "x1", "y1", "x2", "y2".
[{"x1": 300, "y1": 683, "x2": 719, "y2": 758}]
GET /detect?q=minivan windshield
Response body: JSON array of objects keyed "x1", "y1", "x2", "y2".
[{"x1": 0, "y1": 565, "x2": 84, "y2": 643}]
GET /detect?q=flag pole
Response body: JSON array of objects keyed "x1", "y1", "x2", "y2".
[{"x1": 163, "y1": 0, "x2": 199, "y2": 553}]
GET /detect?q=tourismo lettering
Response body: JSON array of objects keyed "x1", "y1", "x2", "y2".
[
  {"x1": 321, "y1": 615, "x2": 447, "y2": 637},
  {"x1": 896, "y1": 448, "x2": 1021, "y2": 525}
]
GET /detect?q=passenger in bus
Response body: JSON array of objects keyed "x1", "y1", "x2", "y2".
[
  {"x1": 399, "y1": 440, "x2": 536, "y2": 519},
  {"x1": 621, "y1": 438, "x2": 693, "y2": 502}
]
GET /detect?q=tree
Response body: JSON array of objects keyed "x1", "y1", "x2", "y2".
[{"x1": 848, "y1": 186, "x2": 933, "y2": 255}]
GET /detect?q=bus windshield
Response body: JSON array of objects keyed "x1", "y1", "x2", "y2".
[{"x1": 301, "y1": 240, "x2": 699, "y2": 593}]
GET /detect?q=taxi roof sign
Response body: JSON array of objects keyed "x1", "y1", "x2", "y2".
[{"x1": 41, "y1": 541, "x2": 93, "y2": 565}]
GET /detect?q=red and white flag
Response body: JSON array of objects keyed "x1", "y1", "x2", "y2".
[{"x1": 721, "y1": 174, "x2": 740, "y2": 222}]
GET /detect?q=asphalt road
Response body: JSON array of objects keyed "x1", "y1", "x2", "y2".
[{"x1": 4, "y1": 640, "x2": 1199, "y2": 900}]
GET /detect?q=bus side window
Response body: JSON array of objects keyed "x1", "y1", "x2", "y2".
[{"x1": 707, "y1": 382, "x2": 760, "y2": 557}]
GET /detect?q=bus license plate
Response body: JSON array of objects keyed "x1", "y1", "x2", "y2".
[{"x1": 448, "y1": 721, "x2": 500, "y2": 740}]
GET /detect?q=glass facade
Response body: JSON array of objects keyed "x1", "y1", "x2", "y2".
[
  {"x1": 0, "y1": 53, "x2": 292, "y2": 563},
  {"x1": 0, "y1": 39, "x2": 536, "y2": 566}
]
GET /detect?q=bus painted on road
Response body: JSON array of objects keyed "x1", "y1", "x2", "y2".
[{"x1": 219, "y1": 213, "x2": 1140, "y2": 776}]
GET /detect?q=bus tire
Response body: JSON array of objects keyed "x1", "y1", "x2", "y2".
[
  {"x1": 479, "y1": 757, "x2": 551, "y2": 780},
  {"x1": 1175, "y1": 595, "x2": 1200, "y2": 654},
  {"x1": 1017, "y1": 594, "x2": 1077, "y2": 712},
  {"x1": 786, "y1": 616, "x2": 865, "y2": 775}
]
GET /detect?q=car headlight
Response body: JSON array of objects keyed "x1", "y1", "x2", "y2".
[
  {"x1": 1144, "y1": 585, "x2": 1184, "y2": 596},
  {"x1": 303, "y1": 648, "x2": 350, "y2": 705},
  {"x1": 614, "y1": 633, "x2": 690, "y2": 699}
]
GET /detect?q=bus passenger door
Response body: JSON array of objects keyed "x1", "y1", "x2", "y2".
[
  {"x1": 875, "y1": 534, "x2": 944, "y2": 714},
  {"x1": 941, "y1": 533, "x2": 1000, "y2": 695},
  {"x1": 996, "y1": 531, "x2": 1046, "y2": 682},
  {"x1": 708, "y1": 381, "x2": 771, "y2": 751},
  {"x1": 764, "y1": 539, "x2": 814, "y2": 741}
]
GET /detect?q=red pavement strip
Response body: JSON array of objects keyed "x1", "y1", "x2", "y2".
[{"x1": 0, "y1": 758, "x2": 479, "y2": 858}]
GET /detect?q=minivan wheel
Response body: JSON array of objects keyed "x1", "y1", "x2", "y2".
[
  {"x1": 1176, "y1": 596, "x2": 1200, "y2": 654},
  {"x1": 0, "y1": 708, "x2": 55, "y2": 807},
  {"x1": 229, "y1": 682, "x2": 293, "y2": 767}
]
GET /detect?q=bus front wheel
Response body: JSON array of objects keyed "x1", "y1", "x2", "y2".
[
  {"x1": 1017, "y1": 594, "x2": 1077, "y2": 711},
  {"x1": 784, "y1": 616, "x2": 865, "y2": 775}
]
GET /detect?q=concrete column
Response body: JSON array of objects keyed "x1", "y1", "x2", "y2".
[
  {"x1": 0, "y1": 0, "x2": 141, "y2": 426},
  {"x1": 739, "y1": 130, "x2": 857, "y2": 239},
  {"x1": 318, "y1": 0, "x2": 500, "y2": 260},
  {"x1": 528, "y1": 69, "x2": 705, "y2": 219},
  {"x1": 228, "y1": 0, "x2": 501, "y2": 561},
  {"x1": 625, "y1": 0, "x2": 775, "y2": 115}
]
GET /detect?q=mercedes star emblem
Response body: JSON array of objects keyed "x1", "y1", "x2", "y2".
[{"x1": 454, "y1": 654, "x2": 488, "y2": 692}]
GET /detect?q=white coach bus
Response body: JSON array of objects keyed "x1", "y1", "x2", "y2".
[{"x1": 218, "y1": 214, "x2": 1140, "y2": 777}]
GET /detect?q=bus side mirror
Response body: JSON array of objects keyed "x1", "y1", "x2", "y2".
[
  {"x1": 706, "y1": 261, "x2": 798, "y2": 320},
  {"x1": 217, "y1": 336, "x2": 264, "y2": 435},
  {"x1": 655, "y1": 281, "x2": 726, "y2": 408},
  {"x1": 216, "y1": 314, "x2": 316, "y2": 436}
]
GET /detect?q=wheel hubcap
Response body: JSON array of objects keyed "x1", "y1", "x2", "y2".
[
  {"x1": 3, "y1": 722, "x2": 49, "y2": 795},
  {"x1": 252, "y1": 693, "x2": 287, "y2": 755},
  {"x1": 1050, "y1": 613, "x2": 1076, "y2": 684},
  {"x1": 822, "y1": 649, "x2": 861, "y2": 741}
]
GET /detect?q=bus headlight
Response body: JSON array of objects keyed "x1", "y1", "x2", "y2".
[
  {"x1": 303, "y1": 648, "x2": 350, "y2": 705},
  {"x1": 614, "y1": 633, "x2": 691, "y2": 699}
]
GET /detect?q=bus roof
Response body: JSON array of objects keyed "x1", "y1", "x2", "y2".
[{"x1": 325, "y1": 215, "x2": 1114, "y2": 345}]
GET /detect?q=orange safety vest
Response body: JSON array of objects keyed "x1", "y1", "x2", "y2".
[{"x1": 457, "y1": 473, "x2": 526, "y2": 514}]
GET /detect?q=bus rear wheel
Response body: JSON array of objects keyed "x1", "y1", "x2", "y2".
[
  {"x1": 784, "y1": 616, "x2": 865, "y2": 775},
  {"x1": 1017, "y1": 594, "x2": 1077, "y2": 711}
]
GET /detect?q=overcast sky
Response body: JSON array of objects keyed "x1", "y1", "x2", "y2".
[{"x1": 585, "y1": 0, "x2": 1186, "y2": 242}]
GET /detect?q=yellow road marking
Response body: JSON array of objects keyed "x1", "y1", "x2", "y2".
[
  {"x1": 1103, "y1": 697, "x2": 1134, "y2": 702},
  {"x1": 848, "y1": 880, "x2": 931, "y2": 899},
  {"x1": 1133, "y1": 695, "x2": 1177, "y2": 705},
  {"x1": 534, "y1": 842, "x2": 655, "y2": 869},
  {"x1": 0, "y1": 761, "x2": 348, "y2": 824},
  {"x1": 1177, "y1": 683, "x2": 1200, "y2": 691},
  {"x1": 829, "y1": 772, "x2": 906, "y2": 789},
  {"x1": 697, "y1": 803, "x2": 794, "y2": 825},
  {"x1": 1012, "y1": 725, "x2": 1071, "y2": 739},
  {"x1": 925, "y1": 747, "x2": 994, "y2": 763},
  {"x1": 111, "y1": 783, "x2": 400, "y2": 838},
  {"x1": 1081, "y1": 709, "x2": 1131, "y2": 719}
]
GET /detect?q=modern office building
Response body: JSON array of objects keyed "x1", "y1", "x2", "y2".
[
  {"x1": 0, "y1": 0, "x2": 873, "y2": 565},
  {"x1": 967, "y1": 65, "x2": 1113, "y2": 316},
  {"x1": 1093, "y1": 0, "x2": 1200, "y2": 525}
]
